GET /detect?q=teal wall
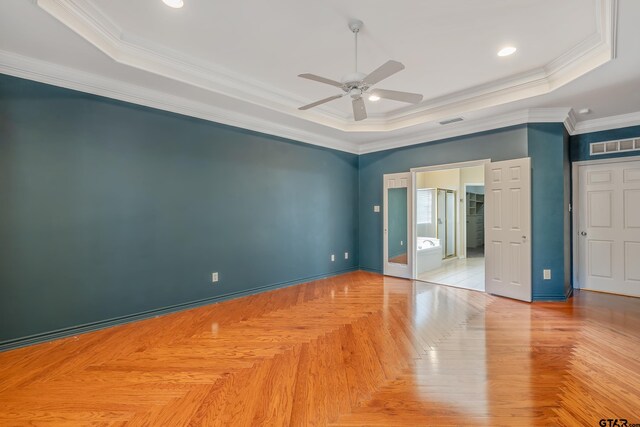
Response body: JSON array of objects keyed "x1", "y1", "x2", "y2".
[
  {"x1": 570, "y1": 124, "x2": 640, "y2": 162},
  {"x1": 527, "y1": 123, "x2": 571, "y2": 300},
  {"x1": 2, "y1": 70, "x2": 610, "y2": 349},
  {"x1": 0, "y1": 74, "x2": 359, "y2": 349},
  {"x1": 359, "y1": 123, "x2": 571, "y2": 301},
  {"x1": 358, "y1": 126, "x2": 529, "y2": 272},
  {"x1": 387, "y1": 188, "x2": 408, "y2": 259}
]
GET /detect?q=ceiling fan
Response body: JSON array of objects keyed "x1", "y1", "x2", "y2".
[{"x1": 298, "y1": 19, "x2": 423, "y2": 121}]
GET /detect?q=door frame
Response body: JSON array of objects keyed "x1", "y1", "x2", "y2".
[
  {"x1": 410, "y1": 159, "x2": 490, "y2": 280},
  {"x1": 571, "y1": 155, "x2": 640, "y2": 289}
]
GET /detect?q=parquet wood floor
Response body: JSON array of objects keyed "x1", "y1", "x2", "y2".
[{"x1": 1, "y1": 271, "x2": 639, "y2": 426}]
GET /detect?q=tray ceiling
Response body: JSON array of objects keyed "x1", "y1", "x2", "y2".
[
  {"x1": 36, "y1": 0, "x2": 616, "y2": 131},
  {"x1": 1, "y1": 0, "x2": 637, "y2": 153}
]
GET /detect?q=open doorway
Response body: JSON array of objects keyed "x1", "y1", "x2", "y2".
[
  {"x1": 464, "y1": 183, "x2": 485, "y2": 260},
  {"x1": 414, "y1": 164, "x2": 485, "y2": 291}
]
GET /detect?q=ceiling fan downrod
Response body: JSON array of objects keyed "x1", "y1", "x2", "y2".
[
  {"x1": 349, "y1": 19, "x2": 363, "y2": 73},
  {"x1": 297, "y1": 18, "x2": 422, "y2": 121}
]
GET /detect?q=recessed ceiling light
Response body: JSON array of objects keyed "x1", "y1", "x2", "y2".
[
  {"x1": 369, "y1": 94, "x2": 380, "y2": 102},
  {"x1": 162, "y1": 0, "x2": 184, "y2": 8},
  {"x1": 497, "y1": 46, "x2": 517, "y2": 57}
]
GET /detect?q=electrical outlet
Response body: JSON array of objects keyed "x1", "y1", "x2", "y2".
[
  {"x1": 331, "y1": 254, "x2": 335, "y2": 262},
  {"x1": 344, "y1": 252, "x2": 349, "y2": 260},
  {"x1": 543, "y1": 269, "x2": 551, "y2": 280},
  {"x1": 211, "y1": 272, "x2": 219, "y2": 283},
  {"x1": 373, "y1": 205, "x2": 380, "y2": 212},
  {"x1": 400, "y1": 240, "x2": 404, "y2": 246}
]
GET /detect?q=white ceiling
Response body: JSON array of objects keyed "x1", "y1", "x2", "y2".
[
  {"x1": 76, "y1": 0, "x2": 596, "y2": 113},
  {"x1": 0, "y1": 0, "x2": 638, "y2": 153}
]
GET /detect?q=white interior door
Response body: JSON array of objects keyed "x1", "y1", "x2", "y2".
[
  {"x1": 577, "y1": 160, "x2": 640, "y2": 297},
  {"x1": 485, "y1": 158, "x2": 532, "y2": 302},
  {"x1": 384, "y1": 173, "x2": 412, "y2": 278}
]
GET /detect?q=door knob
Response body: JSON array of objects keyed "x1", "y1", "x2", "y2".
[{"x1": 580, "y1": 231, "x2": 587, "y2": 236}]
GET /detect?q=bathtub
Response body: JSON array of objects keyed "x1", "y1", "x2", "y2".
[{"x1": 417, "y1": 237, "x2": 442, "y2": 274}]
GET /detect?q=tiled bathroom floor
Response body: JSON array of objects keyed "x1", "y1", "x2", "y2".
[{"x1": 417, "y1": 254, "x2": 485, "y2": 291}]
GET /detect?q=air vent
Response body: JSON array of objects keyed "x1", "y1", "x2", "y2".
[
  {"x1": 439, "y1": 117, "x2": 464, "y2": 125},
  {"x1": 590, "y1": 138, "x2": 640, "y2": 156}
]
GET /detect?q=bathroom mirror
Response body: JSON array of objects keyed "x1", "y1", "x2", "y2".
[{"x1": 387, "y1": 187, "x2": 408, "y2": 265}]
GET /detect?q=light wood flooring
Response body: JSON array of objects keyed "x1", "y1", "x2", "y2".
[{"x1": 1, "y1": 271, "x2": 639, "y2": 426}]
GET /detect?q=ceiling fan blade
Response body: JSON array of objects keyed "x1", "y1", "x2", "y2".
[
  {"x1": 352, "y1": 97, "x2": 367, "y2": 121},
  {"x1": 298, "y1": 73, "x2": 344, "y2": 88},
  {"x1": 373, "y1": 89, "x2": 423, "y2": 104},
  {"x1": 298, "y1": 94, "x2": 343, "y2": 110},
  {"x1": 362, "y1": 60, "x2": 405, "y2": 86}
]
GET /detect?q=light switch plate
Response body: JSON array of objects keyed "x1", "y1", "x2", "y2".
[
  {"x1": 373, "y1": 205, "x2": 380, "y2": 212},
  {"x1": 543, "y1": 269, "x2": 551, "y2": 280}
]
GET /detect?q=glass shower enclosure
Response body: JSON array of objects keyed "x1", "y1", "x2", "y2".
[{"x1": 436, "y1": 189, "x2": 456, "y2": 259}]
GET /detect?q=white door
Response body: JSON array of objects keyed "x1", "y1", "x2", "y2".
[
  {"x1": 577, "y1": 160, "x2": 640, "y2": 297},
  {"x1": 485, "y1": 158, "x2": 532, "y2": 302},
  {"x1": 384, "y1": 173, "x2": 412, "y2": 278}
]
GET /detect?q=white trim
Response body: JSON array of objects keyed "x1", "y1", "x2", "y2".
[
  {"x1": 35, "y1": 0, "x2": 349, "y2": 129},
  {"x1": 359, "y1": 109, "x2": 571, "y2": 154},
  {"x1": 0, "y1": 50, "x2": 359, "y2": 154},
  {"x1": 564, "y1": 109, "x2": 579, "y2": 135},
  {"x1": 0, "y1": 48, "x2": 579, "y2": 155},
  {"x1": 571, "y1": 155, "x2": 640, "y2": 289},
  {"x1": 571, "y1": 160, "x2": 581, "y2": 289},
  {"x1": 410, "y1": 159, "x2": 489, "y2": 279},
  {"x1": 35, "y1": 0, "x2": 618, "y2": 133},
  {"x1": 411, "y1": 159, "x2": 491, "y2": 174},
  {"x1": 573, "y1": 155, "x2": 640, "y2": 167},
  {"x1": 4, "y1": 46, "x2": 639, "y2": 155},
  {"x1": 572, "y1": 111, "x2": 640, "y2": 135}
]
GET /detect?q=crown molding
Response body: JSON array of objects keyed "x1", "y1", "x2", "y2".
[
  {"x1": 0, "y1": 50, "x2": 359, "y2": 154},
  {"x1": 357, "y1": 108, "x2": 573, "y2": 154},
  {"x1": 5, "y1": 47, "x2": 637, "y2": 155},
  {"x1": 36, "y1": 0, "x2": 618, "y2": 133},
  {"x1": 564, "y1": 109, "x2": 579, "y2": 135},
  {"x1": 0, "y1": 49, "x2": 583, "y2": 155},
  {"x1": 35, "y1": 0, "x2": 350, "y2": 130},
  {"x1": 572, "y1": 111, "x2": 640, "y2": 135},
  {"x1": 364, "y1": 0, "x2": 618, "y2": 130}
]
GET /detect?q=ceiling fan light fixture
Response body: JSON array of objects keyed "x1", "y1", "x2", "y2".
[
  {"x1": 497, "y1": 46, "x2": 517, "y2": 57},
  {"x1": 297, "y1": 19, "x2": 422, "y2": 120},
  {"x1": 162, "y1": 0, "x2": 184, "y2": 9}
]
